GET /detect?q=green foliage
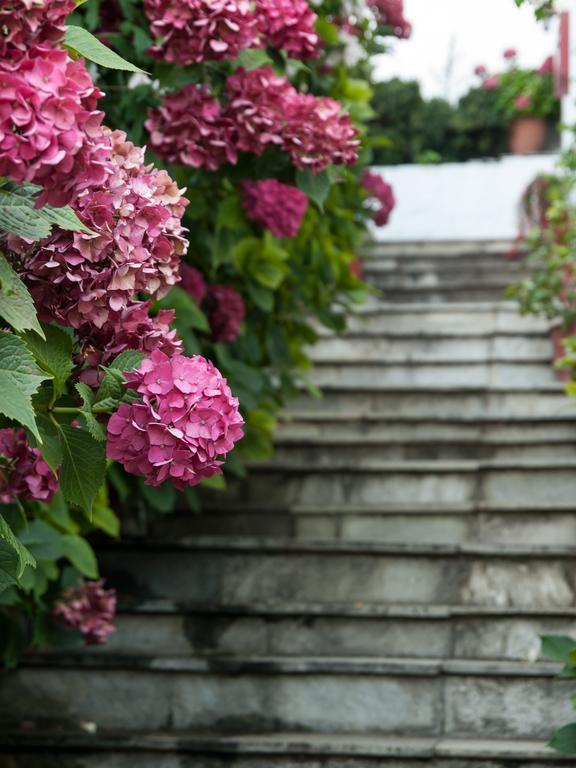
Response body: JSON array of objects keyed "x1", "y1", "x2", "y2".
[
  {"x1": 0, "y1": 333, "x2": 51, "y2": 441},
  {"x1": 0, "y1": 181, "x2": 93, "y2": 239},
  {"x1": 0, "y1": 255, "x2": 44, "y2": 338},
  {"x1": 370, "y1": 78, "x2": 509, "y2": 165},
  {"x1": 63, "y1": 25, "x2": 146, "y2": 72},
  {"x1": 541, "y1": 634, "x2": 576, "y2": 753}
]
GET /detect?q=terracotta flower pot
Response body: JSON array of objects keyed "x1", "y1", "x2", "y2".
[{"x1": 508, "y1": 117, "x2": 548, "y2": 155}]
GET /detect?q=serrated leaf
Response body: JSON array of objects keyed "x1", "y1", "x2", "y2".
[
  {"x1": 0, "y1": 540, "x2": 19, "y2": 594},
  {"x1": 0, "y1": 254, "x2": 44, "y2": 337},
  {"x1": 234, "y1": 48, "x2": 274, "y2": 71},
  {"x1": 109, "y1": 349, "x2": 147, "y2": 373},
  {"x1": 295, "y1": 169, "x2": 330, "y2": 210},
  {"x1": 23, "y1": 324, "x2": 73, "y2": 399},
  {"x1": 37, "y1": 205, "x2": 95, "y2": 235},
  {"x1": 541, "y1": 635, "x2": 576, "y2": 663},
  {"x1": 0, "y1": 514, "x2": 36, "y2": 578},
  {"x1": 95, "y1": 368, "x2": 125, "y2": 402},
  {"x1": 92, "y1": 397, "x2": 119, "y2": 413},
  {"x1": 58, "y1": 425, "x2": 106, "y2": 517},
  {"x1": 34, "y1": 414, "x2": 63, "y2": 473},
  {"x1": 0, "y1": 185, "x2": 94, "y2": 239},
  {"x1": 0, "y1": 333, "x2": 51, "y2": 441},
  {"x1": 79, "y1": 410, "x2": 106, "y2": 442},
  {"x1": 64, "y1": 26, "x2": 145, "y2": 72},
  {"x1": 61, "y1": 534, "x2": 98, "y2": 578},
  {"x1": 0, "y1": 190, "x2": 51, "y2": 239},
  {"x1": 550, "y1": 723, "x2": 576, "y2": 754}
]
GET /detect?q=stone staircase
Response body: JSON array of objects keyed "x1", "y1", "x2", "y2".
[{"x1": 2, "y1": 240, "x2": 576, "y2": 767}]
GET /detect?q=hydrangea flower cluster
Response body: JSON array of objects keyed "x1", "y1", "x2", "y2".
[
  {"x1": 143, "y1": 0, "x2": 319, "y2": 64},
  {"x1": 144, "y1": 0, "x2": 257, "y2": 66},
  {"x1": 0, "y1": 48, "x2": 110, "y2": 207},
  {"x1": 106, "y1": 350, "x2": 244, "y2": 488},
  {"x1": 362, "y1": 171, "x2": 396, "y2": 227},
  {"x1": 16, "y1": 129, "x2": 188, "y2": 329},
  {"x1": 81, "y1": 301, "x2": 183, "y2": 378},
  {"x1": 0, "y1": 427, "x2": 58, "y2": 504},
  {"x1": 146, "y1": 67, "x2": 359, "y2": 175},
  {"x1": 368, "y1": 0, "x2": 412, "y2": 38},
  {"x1": 52, "y1": 579, "x2": 117, "y2": 646},
  {"x1": 241, "y1": 179, "x2": 308, "y2": 238},
  {"x1": 0, "y1": 0, "x2": 75, "y2": 61},
  {"x1": 255, "y1": 0, "x2": 319, "y2": 60},
  {"x1": 145, "y1": 84, "x2": 237, "y2": 171},
  {"x1": 180, "y1": 264, "x2": 207, "y2": 303},
  {"x1": 204, "y1": 284, "x2": 246, "y2": 343}
]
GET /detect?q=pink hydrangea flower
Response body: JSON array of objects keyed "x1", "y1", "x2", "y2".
[
  {"x1": 145, "y1": 84, "x2": 237, "y2": 171},
  {"x1": 52, "y1": 580, "x2": 117, "y2": 646},
  {"x1": 362, "y1": 171, "x2": 396, "y2": 227},
  {"x1": 0, "y1": 427, "x2": 57, "y2": 504},
  {"x1": 144, "y1": 0, "x2": 257, "y2": 65},
  {"x1": 474, "y1": 65, "x2": 487, "y2": 76},
  {"x1": 539, "y1": 55, "x2": 554, "y2": 75},
  {"x1": 368, "y1": 0, "x2": 412, "y2": 38},
  {"x1": 282, "y1": 93, "x2": 360, "y2": 173},
  {"x1": 482, "y1": 75, "x2": 500, "y2": 91},
  {"x1": 241, "y1": 179, "x2": 308, "y2": 238},
  {"x1": 515, "y1": 94, "x2": 531, "y2": 110},
  {"x1": 180, "y1": 264, "x2": 207, "y2": 303},
  {"x1": 224, "y1": 66, "x2": 294, "y2": 156},
  {"x1": 15, "y1": 129, "x2": 188, "y2": 329},
  {"x1": 255, "y1": 0, "x2": 320, "y2": 60},
  {"x1": 106, "y1": 350, "x2": 244, "y2": 488},
  {"x1": 205, "y1": 284, "x2": 246, "y2": 343},
  {"x1": 147, "y1": 67, "x2": 359, "y2": 174},
  {"x1": 503, "y1": 48, "x2": 517, "y2": 60},
  {"x1": 80, "y1": 301, "x2": 183, "y2": 386},
  {"x1": 0, "y1": 0, "x2": 75, "y2": 61},
  {"x1": 0, "y1": 47, "x2": 110, "y2": 207}
]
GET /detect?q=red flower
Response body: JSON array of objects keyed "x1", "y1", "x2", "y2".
[
  {"x1": 53, "y1": 580, "x2": 117, "y2": 646},
  {"x1": 241, "y1": 179, "x2": 308, "y2": 238},
  {"x1": 205, "y1": 284, "x2": 246, "y2": 343},
  {"x1": 144, "y1": 0, "x2": 257, "y2": 65},
  {"x1": 255, "y1": 0, "x2": 320, "y2": 60}
]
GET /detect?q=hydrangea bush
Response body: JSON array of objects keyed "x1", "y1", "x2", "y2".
[{"x1": 0, "y1": 0, "x2": 406, "y2": 664}]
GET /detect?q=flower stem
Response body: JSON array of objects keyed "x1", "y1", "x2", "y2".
[{"x1": 52, "y1": 407, "x2": 82, "y2": 414}]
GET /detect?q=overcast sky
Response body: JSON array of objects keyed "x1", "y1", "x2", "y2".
[{"x1": 374, "y1": 0, "x2": 558, "y2": 103}]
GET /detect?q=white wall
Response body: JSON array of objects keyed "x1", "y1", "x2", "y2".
[{"x1": 372, "y1": 154, "x2": 561, "y2": 242}]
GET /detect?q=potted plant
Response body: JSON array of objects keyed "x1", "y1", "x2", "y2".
[{"x1": 474, "y1": 51, "x2": 559, "y2": 154}]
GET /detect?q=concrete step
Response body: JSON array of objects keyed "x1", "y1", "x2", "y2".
[
  {"x1": 371, "y1": 287, "x2": 512, "y2": 303},
  {"x1": 308, "y1": 361, "x2": 556, "y2": 389},
  {"x1": 70, "y1": 600, "x2": 576, "y2": 661},
  {"x1": 288, "y1": 388, "x2": 572, "y2": 419},
  {"x1": 0, "y1": 733, "x2": 569, "y2": 767},
  {"x1": 97, "y1": 540, "x2": 576, "y2": 609},
  {"x1": 361, "y1": 241, "x2": 517, "y2": 259},
  {"x1": 269, "y1": 440, "x2": 576, "y2": 462},
  {"x1": 345, "y1": 302, "x2": 548, "y2": 334},
  {"x1": 0, "y1": 656, "x2": 571, "y2": 738},
  {"x1": 150, "y1": 507, "x2": 576, "y2": 547},
  {"x1": 216, "y1": 460, "x2": 576, "y2": 507},
  {"x1": 367, "y1": 272, "x2": 521, "y2": 293},
  {"x1": 309, "y1": 335, "x2": 552, "y2": 363}
]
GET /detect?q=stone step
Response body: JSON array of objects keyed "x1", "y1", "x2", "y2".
[
  {"x1": 308, "y1": 335, "x2": 552, "y2": 363},
  {"x1": 97, "y1": 540, "x2": 576, "y2": 608},
  {"x1": 0, "y1": 733, "x2": 569, "y2": 768},
  {"x1": 308, "y1": 361, "x2": 555, "y2": 389},
  {"x1": 362, "y1": 241, "x2": 515, "y2": 259},
  {"x1": 151, "y1": 508, "x2": 576, "y2": 547},
  {"x1": 371, "y1": 287, "x2": 512, "y2": 303},
  {"x1": 0, "y1": 656, "x2": 571, "y2": 738},
  {"x1": 289, "y1": 388, "x2": 571, "y2": 419},
  {"x1": 216, "y1": 460, "x2": 576, "y2": 507},
  {"x1": 268, "y1": 439, "x2": 576, "y2": 462},
  {"x1": 366, "y1": 272, "x2": 521, "y2": 292},
  {"x1": 71, "y1": 600, "x2": 576, "y2": 661}
]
